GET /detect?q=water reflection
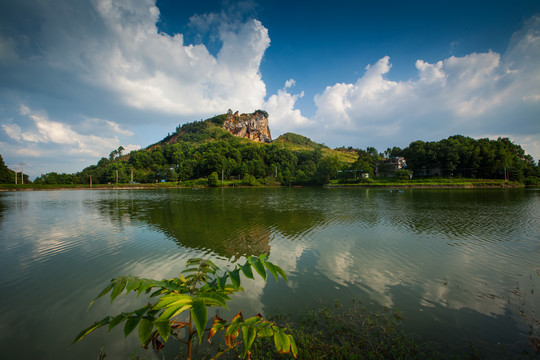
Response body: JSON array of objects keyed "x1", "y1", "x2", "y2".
[
  {"x1": 0, "y1": 188, "x2": 538, "y2": 359},
  {"x1": 90, "y1": 188, "x2": 326, "y2": 258}
]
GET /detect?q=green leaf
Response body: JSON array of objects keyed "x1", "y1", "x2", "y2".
[
  {"x1": 273, "y1": 330, "x2": 290, "y2": 354},
  {"x1": 157, "y1": 303, "x2": 191, "y2": 322},
  {"x1": 225, "y1": 312, "x2": 244, "y2": 336},
  {"x1": 241, "y1": 326, "x2": 257, "y2": 358},
  {"x1": 243, "y1": 314, "x2": 262, "y2": 327},
  {"x1": 191, "y1": 300, "x2": 208, "y2": 344},
  {"x1": 181, "y1": 267, "x2": 199, "y2": 274},
  {"x1": 125, "y1": 278, "x2": 141, "y2": 294},
  {"x1": 186, "y1": 258, "x2": 203, "y2": 266},
  {"x1": 72, "y1": 316, "x2": 111, "y2": 344},
  {"x1": 153, "y1": 293, "x2": 192, "y2": 310},
  {"x1": 196, "y1": 293, "x2": 229, "y2": 308},
  {"x1": 155, "y1": 320, "x2": 172, "y2": 342},
  {"x1": 111, "y1": 277, "x2": 127, "y2": 303},
  {"x1": 108, "y1": 313, "x2": 127, "y2": 333},
  {"x1": 228, "y1": 269, "x2": 241, "y2": 290},
  {"x1": 138, "y1": 317, "x2": 154, "y2": 345},
  {"x1": 88, "y1": 283, "x2": 114, "y2": 309},
  {"x1": 288, "y1": 334, "x2": 298, "y2": 358},
  {"x1": 217, "y1": 274, "x2": 228, "y2": 291},
  {"x1": 275, "y1": 265, "x2": 288, "y2": 282},
  {"x1": 248, "y1": 257, "x2": 267, "y2": 281},
  {"x1": 124, "y1": 315, "x2": 142, "y2": 337},
  {"x1": 203, "y1": 259, "x2": 219, "y2": 271},
  {"x1": 257, "y1": 327, "x2": 273, "y2": 338},
  {"x1": 262, "y1": 260, "x2": 279, "y2": 281},
  {"x1": 240, "y1": 262, "x2": 254, "y2": 279},
  {"x1": 136, "y1": 279, "x2": 155, "y2": 297}
]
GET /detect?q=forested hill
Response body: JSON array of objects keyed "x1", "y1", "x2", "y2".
[
  {"x1": 24, "y1": 112, "x2": 539, "y2": 186},
  {"x1": 29, "y1": 113, "x2": 357, "y2": 185}
]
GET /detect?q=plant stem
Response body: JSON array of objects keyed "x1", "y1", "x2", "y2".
[{"x1": 187, "y1": 312, "x2": 193, "y2": 360}]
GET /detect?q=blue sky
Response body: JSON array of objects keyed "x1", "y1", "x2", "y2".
[{"x1": 1, "y1": 0, "x2": 539, "y2": 178}]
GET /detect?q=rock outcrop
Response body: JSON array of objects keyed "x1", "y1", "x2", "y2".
[{"x1": 223, "y1": 109, "x2": 272, "y2": 143}]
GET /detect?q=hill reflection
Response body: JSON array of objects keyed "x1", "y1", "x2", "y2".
[{"x1": 91, "y1": 188, "x2": 326, "y2": 258}]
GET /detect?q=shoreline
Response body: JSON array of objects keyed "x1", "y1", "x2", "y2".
[{"x1": 0, "y1": 183, "x2": 530, "y2": 192}]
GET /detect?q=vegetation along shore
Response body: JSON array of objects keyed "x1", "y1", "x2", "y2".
[{"x1": 1, "y1": 110, "x2": 539, "y2": 188}]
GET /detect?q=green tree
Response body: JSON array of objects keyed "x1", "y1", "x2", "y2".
[
  {"x1": 0, "y1": 155, "x2": 16, "y2": 184},
  {"x1": 207, "y1": 172, "x2": 219, "y2": 187},
  {"x1": 314, "y1": 156, "x2": 340, "y2": 185},
  {"x1": 73, "y1": 256, "x2": 296, "y2": 360}
]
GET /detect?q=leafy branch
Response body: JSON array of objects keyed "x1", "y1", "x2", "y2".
[{"x1": 73, "y1": 255, "x2": 296, "y2": 359}]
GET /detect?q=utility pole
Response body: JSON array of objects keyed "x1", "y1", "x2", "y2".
[
  {"x1": 19, "y1": 162, "x2": 25, "y2": 184},
  {"x1": 90, "y1": 175, "x2": 92, "y2": 188},
  {"x1": 14, "y1": 169, "x2": 17, "y2": 184}
]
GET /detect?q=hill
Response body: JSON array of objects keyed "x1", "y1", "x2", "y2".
[{"x1": 28, "y1": 111, "x2": 539, "y2": 186}]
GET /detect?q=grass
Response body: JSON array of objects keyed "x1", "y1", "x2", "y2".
[
  {"x1": 1, "y1": 177, "x2": 529, "y2": 191},
  {"x1": 331, "y1": 177, "x2": 524, "y2": 188},
  {"x1": 216, "y1": 301, "x2": 457, "y2": 360}
]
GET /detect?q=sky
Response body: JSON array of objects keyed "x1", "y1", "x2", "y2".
[{"x1": 1, "y1": 0, "x2": 539, "y2": 179}]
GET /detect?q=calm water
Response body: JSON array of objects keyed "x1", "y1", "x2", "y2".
[{"x1": 0, "y1": 188, "x2": 539, "y2": 359}]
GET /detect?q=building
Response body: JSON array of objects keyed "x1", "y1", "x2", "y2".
[{"x1": 375, "y1": 157, "x2": 407, "y2": 177}]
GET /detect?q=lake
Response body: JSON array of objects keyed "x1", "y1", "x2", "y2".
[{"x1": 0, "y1": 187, "x2": 539, "y2": 359}]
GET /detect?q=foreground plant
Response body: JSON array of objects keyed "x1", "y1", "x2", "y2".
[{"x1": 73, "y1": 255, "x2": 297, "y2": 359}]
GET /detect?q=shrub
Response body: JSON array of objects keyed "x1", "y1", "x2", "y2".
[{"x1": 73, "y1": 256, "x2": 296, "y2": 360}]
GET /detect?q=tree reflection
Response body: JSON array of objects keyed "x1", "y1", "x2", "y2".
[{"x1": 92, "y1": 188, "x2": 326, "y2": 259}]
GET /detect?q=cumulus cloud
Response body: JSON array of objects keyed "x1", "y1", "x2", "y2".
[
  {"x1": 0, "y1": 0, "x2": 274, "y2": 175},
  {"x1": 264, "y1": 79, "x2": 312, "y2": 135},
  {"x1": 0, "y1": 0, "x2": 270, "y2": 119},
  {"x1": 300, "y1": 16, "x2": 540, "y2": 159},
  {"x1": 2, "y1": 105, "x2": 121, "y2": 158}
]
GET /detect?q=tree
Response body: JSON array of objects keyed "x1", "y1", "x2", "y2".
[
  {"x1": 73, "y1": 256, "x2": 296, "y2": 360},
  {"x1": 0, "y1": 154, "x2": 15, "y2": 184},
  {"x1": 109, "y1": 149, "x2": 118, "y2": 161},
  {"x1": 314, "y1": 156, "x2": 340, "y2": 185},
  {"x1": 207, "y1": 172, "x2": 219, "y2": 187}
]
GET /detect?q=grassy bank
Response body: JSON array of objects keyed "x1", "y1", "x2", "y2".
[
  {"x1": 330, "y1": 177, "x2": 525, "y2": 188},
  {"x1": 1, "y1": 177, "x2": 535, "y2": 191}
]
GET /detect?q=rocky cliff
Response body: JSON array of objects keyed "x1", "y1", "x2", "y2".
[{"x1": 223, "y1": 109, "x2": 272, "y2": 143}]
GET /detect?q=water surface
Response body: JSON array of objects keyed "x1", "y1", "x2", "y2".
[{"x1": 0, "y1": 188, "x2": 538, "y2": 358}]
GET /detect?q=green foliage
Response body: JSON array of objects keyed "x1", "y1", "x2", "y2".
[
  {"x1": 207, "y1": 172, "x2": 220, "y2": 187},
  {"x1": 34, "y1": 172, "x2": 80, "y2": 185},
  {"x1": 0, "y1": 154, "x2": 16, "y2": 184},
  {"x1": 313, "y1": 156, "x2": 340, "y2": 185},
  {"x1": 275, "y1": 133, "x2": 324, "y2": 149},
  {"x1": 394, "y1": 169, "x2": 413, "y2": 180},
  {"x1": 74, "y1": 256, "x2": 295, "y2": 360},
  {"x1": 30, "y1": 113, "x2": 539, "y2": 187},
  {"x1": 401, "y1": 135, "x2": 538, "y2": 180}
]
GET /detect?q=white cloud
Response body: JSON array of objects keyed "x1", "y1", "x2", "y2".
[
  {"x1": 2, "y1": 123, "x2": 22, "y2": 141},
  {"x1": 124, "y1": 144, "x2": 141, "y2": 153},
  {"x1": 72, "y1": 0, "x2": 269, "y2": 115},
  {"x1": 0, "y1": 0, "x2": 270, "y2": 117},
  {"x1": 2, "y1": 105, "x2": 121, "y2": 158},
  {"x1": 282, "y1": 15, "x2": 540, "y2": 160},
  {"x1": 264, "y1": 79, "x2": 312, "y2": 135}
]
